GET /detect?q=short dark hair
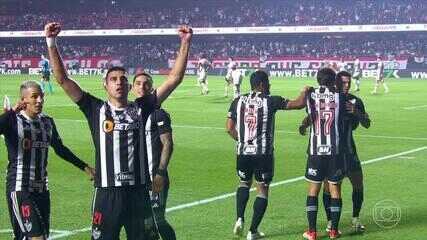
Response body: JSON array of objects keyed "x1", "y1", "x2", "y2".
[
  {"x1": 105, "y1": 66, "x2": 127, "y2": 80},
  {"x1": 336, "y1": 71, "x2": 351, "y2": 83},
  {"x1": 133, "y1": 72, "x2": 153, "y2": 84},
  {"x1": 317, "y1": 68, "x2": 336, "y2": 86},
  {"x1": 250, "y1": 70, "x2": 269, "y2": 89}
]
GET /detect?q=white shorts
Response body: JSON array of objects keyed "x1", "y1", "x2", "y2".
[{"x1": 198, "y1": 71, "x2": 207, "y2": 83}]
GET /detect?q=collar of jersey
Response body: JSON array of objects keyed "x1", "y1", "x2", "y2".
[
  {"x1": 107, "y1": 101, "x2": 127, "y2": 111},
  {"x1": 19, "y1": 110, "x2": 41, "y2": 121}
]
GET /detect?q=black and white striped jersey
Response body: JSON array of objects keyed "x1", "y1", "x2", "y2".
[
  {"x1": 0, "y1": 111, "x2": 87, "y2": 192},
  {"x1": 77, "y1": 92, "x2": 157, "y2": 188},
  {"x1": 228, "y1": 91, "x2": 289, "y2": 156},
  {"x1": 145, "y1": 108, "x2": 172, "y2": 180},
  {"x1": 306, "y1": 86, "x2": 344, "y2": 156}
]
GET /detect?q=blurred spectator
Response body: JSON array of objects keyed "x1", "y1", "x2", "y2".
[
  {"x1": 0, "y1": 0, "x2": 426, "y2": 31},
  {"x1": 1, "y1": 33, "x2": 425, "y2": 68}
]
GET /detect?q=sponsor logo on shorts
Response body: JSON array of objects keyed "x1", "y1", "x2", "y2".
[
  {"x1": 308, "y1": 168, "x2": 318, "y2": 176},
  {"x1": 238, "y1": 170, "x2": 246, "y2": 179},
  {"x1": 317, "y1": 145, "x2": 331, "y2": 154},
  {"x1": 115, "y1": 172, "x2": 135, "y2": 182},
  {"x1": 24, "y1": 221, "x2": 32, "y2": 232},
  {"x1": 92, "y1": 227, "x2": 101, "y2": 240}
]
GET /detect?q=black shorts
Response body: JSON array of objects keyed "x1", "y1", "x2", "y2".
[
  {"x1": 343, "y1": 153, "x2": 362, "y2": 175},
  {"x1": 305, "y1": 155, "x2": 344, "y2": 184},
  {"x1": 6, "y1": 190, "x2": 50, "y2": 239},
  {"x1": 91, "y1": 186, "x2": 159, "y2": 240},
  {"x1": 150, "y1": 181, "x2": 169, "y2": 222},
  {"x1": 236, "y1": 155, "x2": 274, "y2": 185}
]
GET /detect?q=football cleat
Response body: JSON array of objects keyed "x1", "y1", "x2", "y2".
[
  {"x1": 303, "y1": 230, "x2": 317, "y2": 240},
  {"x1": 352, "y1": 217, "x2": 365, "y2": 233},
  {"x1": 328, "y1": 229, "x2": 341, "y2": 239},
  {"x1": 246, "y1": 231, "x2": 265, "y2": 240},
  {"x1": 233, "y1": 218, "x2": 244, "y2": 236}
]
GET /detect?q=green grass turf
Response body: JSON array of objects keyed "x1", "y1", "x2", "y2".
[{"x1": 0, "y1": 74, "x2": 426, "y2": 239}]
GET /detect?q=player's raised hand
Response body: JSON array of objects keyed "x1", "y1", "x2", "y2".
[
  {"x1": 178, "y1": 25, "x2": 193, "y2": 43},
  {"x1": 12, "y1": 100, "x2": 26, "y2": 112},
  {"x1": 44, "y1": 22, "x2": 61, "y2": 38}
]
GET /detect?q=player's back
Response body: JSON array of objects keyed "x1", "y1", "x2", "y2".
[
  {"x1": 231, "y1": 92, "x2": 285, "y2": 156},
  {"x1": 306, "y1": 86, "x2": 344, "y2": 156}
]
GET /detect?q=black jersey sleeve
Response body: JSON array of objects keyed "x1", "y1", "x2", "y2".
[
  {"x1": 0, "y1": 111, "x2": 13, "y2": 135},
  {"x1": 135, "y1": 92, "x2": 159, "y2": 116},
  {"x1": 154, "y1": 109, "x2": 172, "y2": 135},
  {"x1": 271, "y1": 96, "x2": 289, "y2": 111},
  {"x1": 76, "y1": 91, "x2": 103, "y2": 120},
  {"x1": 49, "y1": 118, "x2": 88, "y2": 171},
  {"x1": 227, "y1": 97, "x2": 239, "y2": 121}
]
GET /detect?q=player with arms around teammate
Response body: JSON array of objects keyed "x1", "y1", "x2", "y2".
[
  {"x1": 300, "y1": 71, "x2": 370, "y2": 234},
  {"x1": 197, "y1": 55, "x2": 212, "y2": 95},
  {"x1": 227, "y1": 70, "x2": 308, "y2": 239},
  {"x1": 40, "y1": 55, "x2": 53, "y2": 94},
  {"x1": 132, "y1": 73, "x2": 176, "y2": 240},
  {"x1": 371, "y1": 57, "x2": 389, "y2": 94},
  {"x1": 45, "y1": 22, "x2": 192, "y2": 240},
  {"x1": 0, "y1": 81, "x2": 94, "y2": 240},
  {"x1": 302, "y1": 68, "x2": 345, "y2": 240}
]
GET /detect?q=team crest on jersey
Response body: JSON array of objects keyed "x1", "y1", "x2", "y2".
[
  {"x1": 126, "y1": 106, "x2": 140, "y2": 121},
  {"x1": 102, "y1": 120, "x2": 114, "y2": 133}
]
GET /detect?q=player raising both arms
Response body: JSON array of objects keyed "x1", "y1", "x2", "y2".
[
  {"x1": 1, "y1": 80, "x2": 94, "y2": 240},
  {"x1": 227, "y1": 70, "x2": 308, "y2": 240},
  {"x1": 45, "y1": 22, "x2": 192, "y2": 240}
]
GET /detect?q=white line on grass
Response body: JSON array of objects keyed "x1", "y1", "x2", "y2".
[
  {"x1": 55, "y1": 119, "x2": 427, "y2": 141},
  {"x1": 48, "y1": 146, "x2": 427, "y2": 239},
  {"x1": 403, "y1": 104, "x2": 427, "y2": 110},
  {"x1": 0, "y1": 229, "x2": 70, "y2": 234}
]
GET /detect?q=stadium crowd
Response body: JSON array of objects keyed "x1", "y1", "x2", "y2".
[
  {"x1": 0, "y1": 0, "x2": 426, "y2": 30},
  {"x1": 1, "y1": 33, "x2": 425, "y2": 68}
]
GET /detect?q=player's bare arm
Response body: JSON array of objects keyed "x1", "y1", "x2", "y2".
[
  {"x1": 152, "y1": 132, "x2": 173, "y2": 193},
  {"x1": 226, "y1": 118, "x2": 238, "y2": 141},
  {"x1": 45, "y1": 22, "x2": 83, "y2": 102},
  {"x1": 286, "y1": 86, "x2": 310, "y2": 110},
  {"x1": 156, "y1": 25, "x2": 193, "y2": 104}
]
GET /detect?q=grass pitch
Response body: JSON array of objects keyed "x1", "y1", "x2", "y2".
[{"x1": 0, "y1": 74, "x2": 426, "y2": 239}]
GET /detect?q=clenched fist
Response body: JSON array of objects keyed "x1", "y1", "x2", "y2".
[
  {"x1": 44, "y1": 22, "x2": 61, "y2": 38},
  {"x1": 178, "y1": 25, "x2": 193, "y2": 43}
]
